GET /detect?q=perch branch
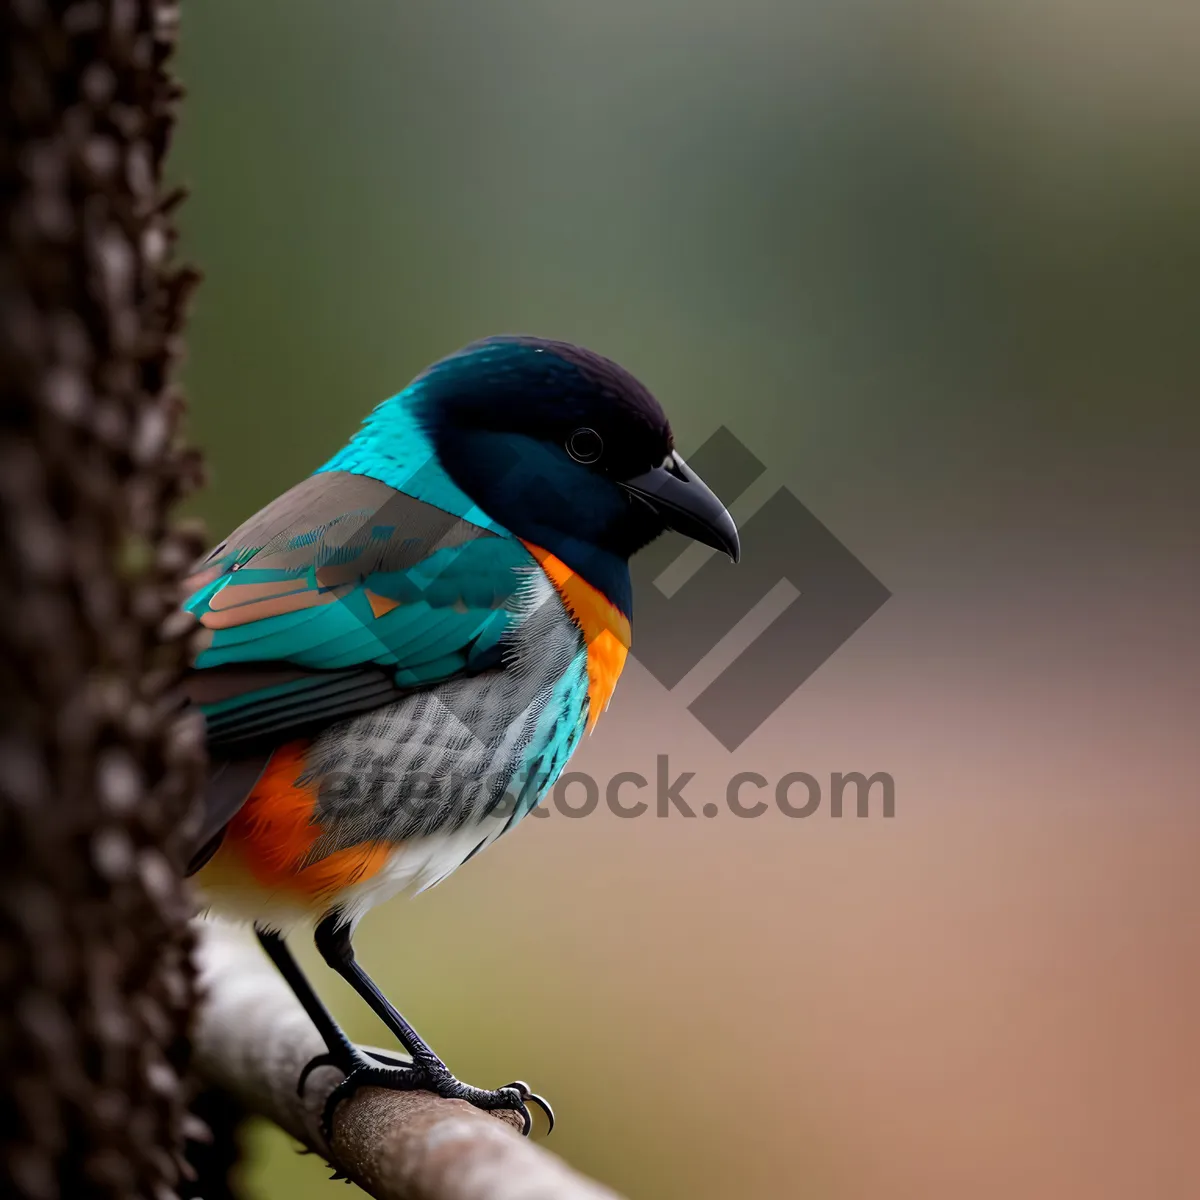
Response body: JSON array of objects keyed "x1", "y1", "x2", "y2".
[{"x1": 192, "y1": 921, "x2": 624, "y2": 1200}]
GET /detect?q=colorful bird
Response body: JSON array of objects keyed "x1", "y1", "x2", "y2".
[{"x1": 183, "y1": 336, "x2": 740, "y2": 1136}]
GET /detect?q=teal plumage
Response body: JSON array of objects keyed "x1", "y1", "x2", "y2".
[
  {"x1": 183, "y1": 336, "x2": 740, "y2": 1137},
  {"x1": 188, "y1": 527, "x2": 524, "y2": 675},
  {"x1": 189, "y1": 389, "x2": 518, "y2": 667},
  {"x1": 318, "y1": 389, "x2": 507, "y2": 531}
]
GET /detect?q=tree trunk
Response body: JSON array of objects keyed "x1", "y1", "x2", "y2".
[
  {"x1": 0, "y1": 3, "x2": 208, "y2": 1197},
  {"x1": 179, "y1": 1088, "x2": 248, "y2": 1200}
]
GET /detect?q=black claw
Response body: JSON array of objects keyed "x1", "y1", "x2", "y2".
[
  {"x1": 502, "y1": 1080, "x2": 555, "y2": 1136},
  {"x1": 526, "y1": 1092, "x2": 555, "y2": 1135},
  {"x1": 297, "y1": 1051, "x2": 342, "y2": 1097},
  {"x1": 500, "y1": 1087, "x2": 533, "y2": 1137}
]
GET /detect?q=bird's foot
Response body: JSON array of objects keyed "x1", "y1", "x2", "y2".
[
  {"x1": 296, "y1": 1045, "x2": 413, "y2": 1096},
  {"x1": 420, "y1": 1072, "x2": 553, "y2": 1139},
  {"x1": 304, "y1": 1046, "x2": 553, "y2": 1141}
]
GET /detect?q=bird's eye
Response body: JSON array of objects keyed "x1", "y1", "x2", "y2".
[{"x1": 565, "y1": 427, "x2": 604, "y2": 464}]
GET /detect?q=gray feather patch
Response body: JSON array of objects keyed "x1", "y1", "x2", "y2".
[{"x1": 301, "y1": 571, "x2": 585, "y2": 858}]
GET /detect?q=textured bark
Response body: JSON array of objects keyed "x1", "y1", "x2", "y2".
[
  {"x1": 178, "y1": 1088, "x2": 247, "y2": 1200},
  {"x1": 0, "y1": 3, "x2": 207, "y2": 1198}
]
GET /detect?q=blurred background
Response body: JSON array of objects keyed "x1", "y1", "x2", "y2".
[{"x1": 173, "y1": 2, "x2": 1198, "y2": 1197}]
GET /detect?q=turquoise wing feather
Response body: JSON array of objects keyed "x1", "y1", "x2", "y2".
[{"x1": 183, "y1": 469, "x2": 531, "y2": 751}]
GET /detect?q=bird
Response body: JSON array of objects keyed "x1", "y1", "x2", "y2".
[{"x1": 182, "y1": 335, "x2": 740, "y2": 1137}]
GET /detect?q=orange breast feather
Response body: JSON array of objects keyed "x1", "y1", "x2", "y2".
[
  {"x1": 204, "y1": 741, "x2": 390, "y2": 904},
  {"x1": 521, "y1": 542, "x2": 631, "y2": 729}
]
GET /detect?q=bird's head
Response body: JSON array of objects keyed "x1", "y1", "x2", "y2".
[{"x1": 408, "y1": 336, "x2": 739, "y2": 615}]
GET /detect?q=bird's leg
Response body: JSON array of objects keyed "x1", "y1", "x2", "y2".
[
  {"x1": 312, "y1": 910, "x2": 553, "y2": 1137},
  {"x1": 254, "y1": 926, "x2": 414, "y2": 1096}
]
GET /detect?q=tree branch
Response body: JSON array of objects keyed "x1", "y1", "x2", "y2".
[{"x1": 192, "y1": 922, "x2": 625, "y2": 1200}]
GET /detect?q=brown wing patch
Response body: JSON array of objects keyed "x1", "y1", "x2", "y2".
[
  {"x1": 199, "y1": 583, "x2": 347, "y2": 630},
  {"x1": 207, "y1": 578, "x2": 311, "y2": 611}
]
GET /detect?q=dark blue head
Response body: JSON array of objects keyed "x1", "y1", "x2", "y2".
[{"x1": 411, "y1": 336, "x2": 739, "y2": 615}]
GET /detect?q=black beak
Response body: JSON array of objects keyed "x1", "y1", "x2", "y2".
[{"x1": 620, "y1": 453, "x2": 741, "y2": 562}]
